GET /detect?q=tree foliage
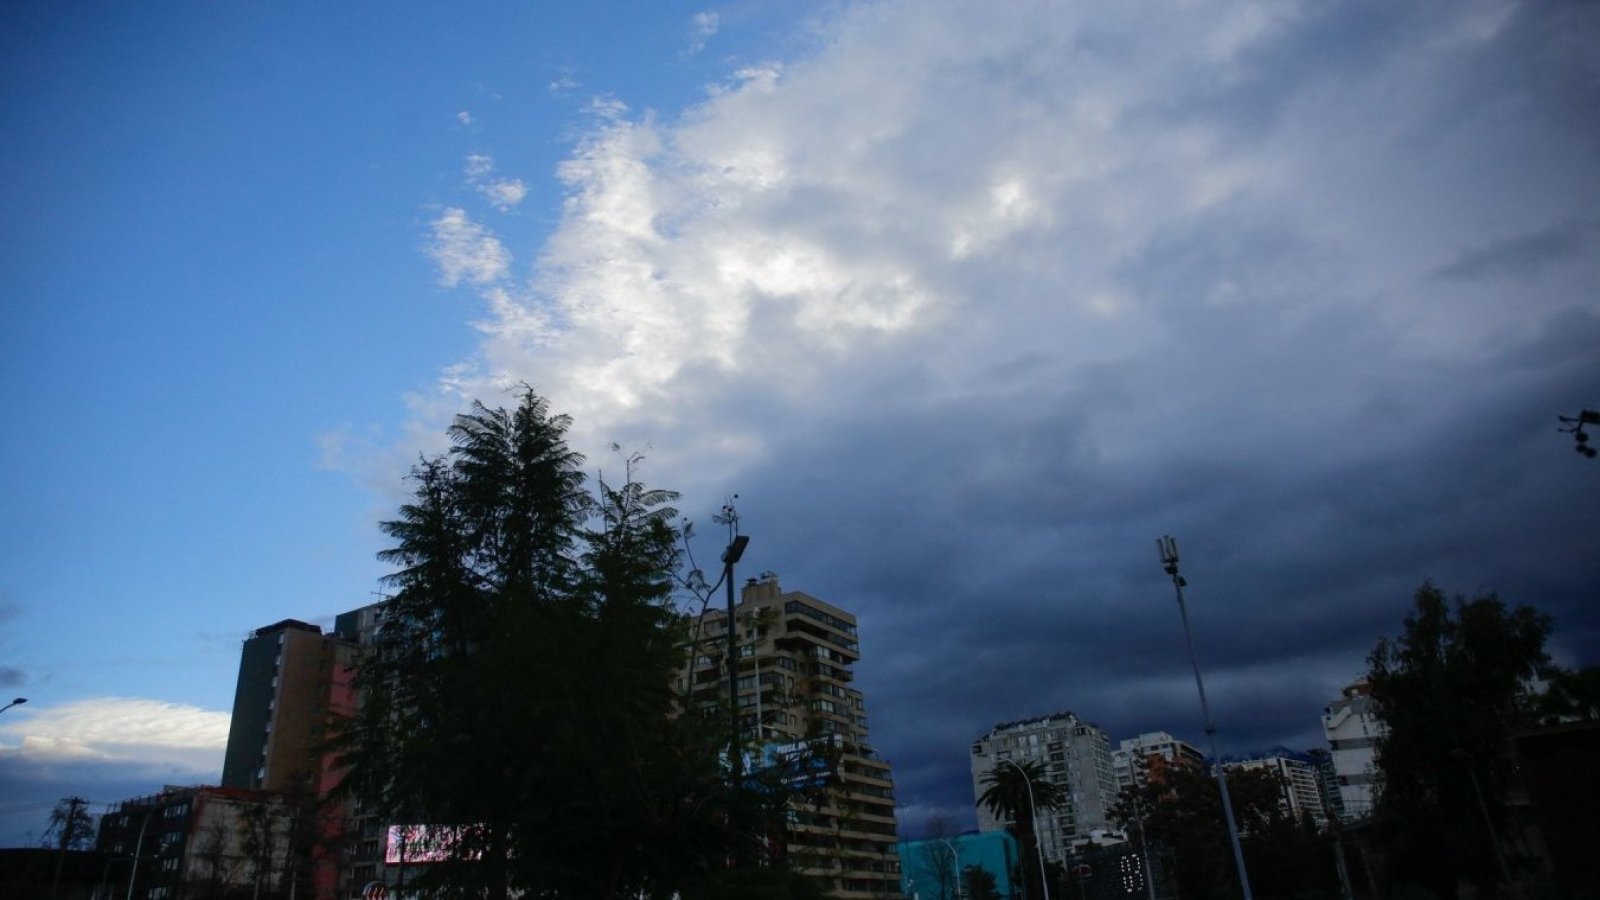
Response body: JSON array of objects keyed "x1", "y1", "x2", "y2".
[
  {"x1": 978, "y1": 759, "x2": 1064, "y2": 900},
  {"x1": 39, "y1": 797, "x2": 94, "y2": 851},
  {"x1": 1366, "y1": 582, "x2": 1553, "y2": 899},
  {"x1": 335, "y1": 390, "x2": 785, "y2": 899},
  {"x1": 1108, "y1": 763, "x2": 1328, "y2": 900}
]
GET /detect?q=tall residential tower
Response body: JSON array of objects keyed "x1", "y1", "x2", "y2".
[
  {"x1": 682, "y1": 573, "x2": 900, "y2": 898},
  {"x1": 970, "y1": 711, "x2": 1120, "y2": 861}
]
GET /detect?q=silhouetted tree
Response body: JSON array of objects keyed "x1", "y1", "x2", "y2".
[
  {"x1": 1111, "y1": 764, "x2": 1285, "y2": 900},
  {"x1": 963, "y1": 864, "x2": 1002, "y2": 900},
  {"x1": 39, "y1": 797, "x2": 94, "y2": 851},
  {"x1": 335, "y1": 390, "x2": 804, "y2": 899},
  {"x1": 1366, "y1": 582, "x2": 1553, "y2": 900}
]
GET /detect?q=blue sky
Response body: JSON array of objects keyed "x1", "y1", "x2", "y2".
[{"x1": 3, "y1": 0, "x2": 1599, "y2": 845}]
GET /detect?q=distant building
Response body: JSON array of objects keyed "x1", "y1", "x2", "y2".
[
  {"x1": 1111, "y1": 731, "x2": 1205, "y2": 788},
  {"x1": 1320, "y1": 681, "x2": 1384, "y2": 822},
  {"x1": 221, "y1": 618, "x2": 358, "y2": 795},
  {"x1": 220, "y1": 613, "x2": 370, "y2": 900},
  {"x1": 1304, "y1": 748, "x2": 1346, "y2": 823},
  {"x1": 897, "y1": 830, "x2": 1018, "y2": 900},
  {"x1": 970, "y1": 712, "x2": 1120, "y2": 862},
  {"x1": 96, "y1": 785, "x2": 294, "y2": 899},
  {"x1": 682, "y1": 573, "x2": 900, "y2": 899},
  {"x1": 1222, "y1": 751, "x2": 1329, "y2": 827}
]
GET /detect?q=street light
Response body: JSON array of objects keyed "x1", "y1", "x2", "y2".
[
  {"x1": 1157, "y1": 535, "x2": 1253, "y2": 900},
  {"x1": 935, "y1": 837, "x2": 965, "y2": 900},
  {"x1": 0, "y1": 697, "x2": 25, "y2": 714},
  {"x1": 992, "y1": 756, "x2": 1050, "y2": 900}
]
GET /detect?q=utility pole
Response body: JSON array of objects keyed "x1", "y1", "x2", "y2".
[{"x1": 1157, "y1": 536, "x2": 1253, "y2": 900}]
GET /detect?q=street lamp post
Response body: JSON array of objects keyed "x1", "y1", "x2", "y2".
[
  {"x1": 124, "y1": 801, "x2": 161, "y2": 900},
  {"x1": 936, "y1": 838, "x2": 964, "y2": 900},
  {"x1": 992, "y1": 756, "x2": 1050, "y2": 900},
  {"x1": 0, "y1": 697, "x2": 25, "y2": 714},
  {"x1": 1157, "y1": 535, "x2": 1253, "y2": 900},
  {"x1": 723, "y1": 532, "x2": 750, "y2": 785}
]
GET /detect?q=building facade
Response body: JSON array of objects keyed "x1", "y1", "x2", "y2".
[
  {"x1": 896, "y1": 830, "x2": 1018, "y2": 900},
  {"x1": 1222, "y1": 752, "x2": 1329, "y2": 827},
  {"x1": 969, "y1": 711, "x2": 1120, "y2": 862},
  {"x1": 1320, "y1": 681, "x2": 1384, "y2": 822},
  {"x1": 220, "y1": 614, "x2": 369, "y2": 899},
  {"x1": 682, "y1": 573, "x2": 900, "y2": 898},
  {"x1": 1111, "y1": 731, "x2": 1205, "y2": 789},
  {"x1": 96, "y1": 785, "x2": 294, "y2": 900}
]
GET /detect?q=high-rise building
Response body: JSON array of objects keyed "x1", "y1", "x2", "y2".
[
  {"x1": 1320, "y1": 681, "x2": 1385, "y2": 822},
  {"x1": 221, "y1": 619, "x2": 358, "y2": 795},
  {"x1": 221, "y1": 615, "x2": 368, "y2": 900},
  {"x1": 681, "y1": 573, "x2": 900, "y2": 898},
  {"x1": 969, "y1": 712, "x2": 1120, "y2": 861},
  {"x1": 1222, "y1": 752, "x2": 1329, "y2": 827},
  {"x1": 1111, "y1": 731, "x2": 1205, "y2": 789}
]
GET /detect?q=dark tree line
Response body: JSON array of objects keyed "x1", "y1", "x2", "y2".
[
  {"x1": 1366, "y1": 582, "x2": 1580, "y2": 900},
  {"x1": 332, "y1": 390, "x2": 820, "y2": 899}
]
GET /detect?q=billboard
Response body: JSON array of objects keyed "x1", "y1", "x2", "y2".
[
  {"x1": 750, "y1": 734, "x2": 840, "y2": 791},
  {"x1": 384, "y1": 824, "x2": 480, "y2": 864}
]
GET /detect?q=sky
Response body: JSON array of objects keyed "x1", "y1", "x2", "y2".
[{"x1": 2, "y1": 0, "x2": 1597, "y2": 847}]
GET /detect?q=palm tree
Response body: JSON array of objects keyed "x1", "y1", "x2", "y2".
[{"x1": 978, "y1": 759, "x2": 1065, "y2": 900}]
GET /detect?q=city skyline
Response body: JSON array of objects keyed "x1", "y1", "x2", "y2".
[{"x1": 3, "y1": 0, "x2": 1598, "y2": 847}]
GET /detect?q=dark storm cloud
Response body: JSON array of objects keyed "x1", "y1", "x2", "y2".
[
  {"x1": 707, "y1": 295, "x2": 1600, "y2": 833},
  {"x1": 1435, "y1": 220, "x2": 1596, "y2": 282},
  {"x1": 433, "y1": 0, "x2": 1600, "y2": 836}
]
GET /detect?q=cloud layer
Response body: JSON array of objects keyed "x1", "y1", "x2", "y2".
[
  {"x1": 407, "y1": 0, "x2": 1599, "y2": 831},
  {"x1": 0, "y1": 698, "x2": 228, "y2": 843}
]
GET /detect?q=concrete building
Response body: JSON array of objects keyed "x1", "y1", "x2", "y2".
[
  {"x1": 1111, "y1": 731, "x2": 1205, "y2": 789},
  {"x1": 220, "y1": 614, "x2": 368, "y2": 899},
  {"x1": 969, "y1": 712, "x2": 1119, "y2": 862},
  {"x1": 221, "y1": 618, "x2": 359, "y2": 795},
  {"x1": 682, "y1": 573, "x2": 900, "y2": 898},
  {"x1": 1222, "y1": 752, "x2": 1329, "y2": 827},
  {"x1": 1320, "y1": 681, "x2": 1384, "y2": 822},
  {"x1": 96, "y1": 785, "x2": 294, "y2": 899}
]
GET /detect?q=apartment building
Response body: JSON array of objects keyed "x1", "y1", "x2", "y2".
[
  {"x1": 969, "y1": 712, "x2": 1120, "y2": 861},
  {"x1": 1320, "y1": 681, "x2": 1385, "y2": 822},
  {"x1": 682, "y1": 573, "x2": 900, "y2": 898},
  {"x1": 1111, "y1": 731, "x2": 1206, "y2": 789},
  {"x1": 97, "y1": 785, "x2": 294, "y2": 899},
  {"x1": 220, "y1": 613, "x2": 369, "y2": 899},
  {"x1": 1222, "y1": 752, "x2": 1329, "y2": 827}
]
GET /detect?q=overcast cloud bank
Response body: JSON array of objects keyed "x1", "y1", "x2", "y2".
[{"x1": 399, "y1": 0, "x2": 1598, "y2": 830}]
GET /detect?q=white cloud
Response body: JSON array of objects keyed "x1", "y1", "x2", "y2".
[
  {"x1": 687, "y1": 11, "x2": 720, "y2": 56},
  {"x1": 481, "y1": 179, "x2": 528, "y2": 211},
  {"x1": 0, "y1": 697, "x2": 228, "y2": 774},
  {"x1": 464, "y1": 153, "x2": 494, "y2": 180},
  {"x1": 549, "y1": 69, "x2": 581, "y2": 96},
  {"x1": 428, "y1": 208, "x2": 511, "y2": 287},
  {"x1": 457, "y1": 110, "x2": 474, "y2": 126},
  {"x1": 462, "y1": 154, "x2": 529, "y2": 211}
]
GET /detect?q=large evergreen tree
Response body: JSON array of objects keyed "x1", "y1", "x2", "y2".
[
  {"x1": 335, "y1": 391, "x2": 777, "y2": 899},
  {"x1": 1366, "y1": 582, "x2": 1553, "y2": 900}
]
